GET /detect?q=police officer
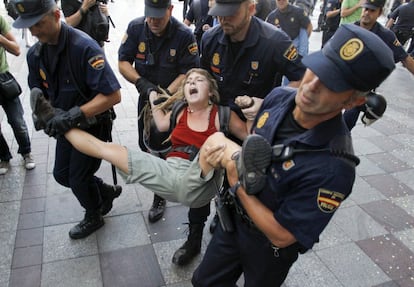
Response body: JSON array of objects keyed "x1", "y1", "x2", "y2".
[
  {"x1": 192, "y1": 24, "x2": 395, "y2": 287},
  {"x1": 192, "y1": 0, "x2": 305, "y2": 268},
  {"x1": 202, "y1": 0, "x2": 305, "y2": 119},
  {"x1": 184, "y1": 0, "x2": 213, "y2": 47},
  {"x1": 343, "y1": 0, "x2": 414, "y2": 130},
  {"x1": 386, "y1": 0, "x2": 414, "y2": 48},
  {"x1": 117, "y1": 0, "x2": 199, "y2": 262},
  {"x1": 13, "y1": 0, "x2": 122, "y2": 239},
  {"x1": 266, "y1": 0, "x2": 313, "y2": 56},
  {"x1": 321, "y1": 0, "x2": 342, "y2": 47}
]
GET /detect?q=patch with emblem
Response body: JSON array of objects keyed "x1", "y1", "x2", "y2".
[
  {"x1": 256, "y1": 112, "x2": 269, "y2": 129},
  {"x1": 138, "y1": 42, "x2": 146, "y2": 53},
  {"x1": 88, "y1": 54, "x2": 105, "y2": 70},
  {"x1": 282, "y1": 160, "x2": 295, "y2": 171},
  {"x1": 212, "y1": 53, "x2": 220, "y2": 66},
  {"x1": 340, "y1": 38, "x2": 363, "y2": 61},
  {"x1": 251, "y1": 61, "x2": 259, "y2": 70},
  {"x1": 317, "y1": 188, "x2": 345, "y2": 213},
  {"x1": 188, "y1": 42, "x2": 198, "y2": 55},
  {"x1": 290, "y1": 17, "x2": 295, "y2": 23},
  {"x1": 39, "y1": 69, "x2": 46, "y2": 81},
  {"x1": 283, "y1": 44, "x2": 298, "y2": 61},
  {"x1": 121, "y1": 33, "x2": 128, "y2": 44},
  {"x1": 274, "y1": 18, "x2": 279, "y2": 26},
  {"x1": 170, "y1": 49, "x2": 176, "y2": 57}
]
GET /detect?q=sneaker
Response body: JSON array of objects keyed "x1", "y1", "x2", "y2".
[
  {"x1": 236, "y1": 134, "x2": 272, "y2": 195},
  {"x1": 23, "y1": 153, "x2": 36, "y2": 170},
  {"x1": 69, "y1": 211, "x2": 104, "y2": 239},
  {"x1": 0, "y1": 161, "x2": 10, "y2": 175},
  {"x1": 100, "y1": 182, "x2": 122, "y2": 215},
  {"x1": 148, "y1": 194, "x2": 166, "y2": 223},
  {"x1": 30, "y1": 88, "x2": 55, "y2": 130}
]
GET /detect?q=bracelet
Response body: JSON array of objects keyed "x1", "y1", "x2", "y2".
[{"x1": 79, "y1": 8, "x2": 87, "y2": 17}]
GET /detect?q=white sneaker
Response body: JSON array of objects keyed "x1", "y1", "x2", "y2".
[
  {"x1": 23, "y1": 153, "x2": 36, "y2": 170},
  {"x1": 0, "y1": 161, "x2": 10, "y2": 175}
]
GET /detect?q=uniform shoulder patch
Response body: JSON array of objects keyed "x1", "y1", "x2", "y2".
[
  {"x1": 88, "y1": 54, "x2": 105, "y2": 70},
  {"x1": 283, "y1": 44, "x2": 299, "y2": 61},
  {"x1": 317, "y1": 188, "x2": 345, "y2": 213},
  {"x1": 188, "y1": 42, "x2": 198, "y2": 55}
]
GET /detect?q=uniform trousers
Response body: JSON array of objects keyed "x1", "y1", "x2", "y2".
[
  {"x1": 53, "y1": 121, "x2": 111, "y2": 212},
  {"x1": 192, "y1": 212, "x2": 299, "y2": 287}
]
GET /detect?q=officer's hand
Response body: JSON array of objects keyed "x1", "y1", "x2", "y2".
[
  {"x1": 44, "y1": 106, "x2": 87, "y2": 137},
  {"x1": 135, "y1": 77, "x2": 159, "y2": 98},
  {"x1": 240, "y1": 97, "x2": 264, "y2": 121},
  {"x1": 204, "y1": 144, "x2": 226, "y2": 169},
  {"x1": 235, "y1": 95, "x2": 254, "y2": 109}
]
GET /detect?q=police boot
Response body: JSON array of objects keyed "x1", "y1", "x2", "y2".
[
  {"x1": 100, "y1": 182, "x2": 122, "y2": 216},
  {"x1": 172, "y1": 223, "x2": 204, "y2": 266},
  {"x1": 148, "y1": 194, "x2": 166, "y2": 223},
  {"x1": 69, "y1": 210, "x2": 104, "y2": 239}
]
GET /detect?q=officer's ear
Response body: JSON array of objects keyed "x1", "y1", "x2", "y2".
[{"x1": 343, "y1": 91, "x2": 367, "y2": 110}]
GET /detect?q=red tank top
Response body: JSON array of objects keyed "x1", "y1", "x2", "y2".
[{"x1": 167, "y1": 105, "x2": 218, "y2": 160}]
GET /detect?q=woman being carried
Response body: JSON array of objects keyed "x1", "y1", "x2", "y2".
[{"x1": 31, "y1": 68, "x2": 268, "y2": 207}]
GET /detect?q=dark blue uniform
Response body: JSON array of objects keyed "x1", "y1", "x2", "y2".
[
  {"x1": 266, "y1": 4, "x2": 311, "y2": 40},
  {"x1": 185, "y1": 0, "x2": 213, "y2": 47},
  {"x1": 193, "y1": 88, "x2": 356, "y2": 287},
  {"x1": 321, "y1": 0, "x2": 341, "y2": 47},
  {"x1": 201, "y1": 17, "x2": 305, "y2": 114},
  {"x1": 388, "y1": 1, "x2": 414, "y2": 46},
  {"x1": 27, "y1": 23, "x2": 121, "y2": 212},
  {"x1": 118, "y1": 16, "x2": 199, "y2": 91}
]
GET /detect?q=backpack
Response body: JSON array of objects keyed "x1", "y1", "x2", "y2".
[
  {"x1": 143, "y1": 100, "x2": 231, "y2": 157},
  {"x1": 82, "y1": 4, "x2": 109, "y2": 43},
  {"x1": 5, "y1": 0, "x2": 18, "y2": 20}
]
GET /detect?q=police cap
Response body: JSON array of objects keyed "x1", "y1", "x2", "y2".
[
  {"x1": 302, "y1": 24, "x2": 395, "y2": 92},
  {"x1": 12, "y1": 0, "x2": 56, "y2": 29},
  {"x1": 208, "y1": 0, "x2": 249, "y2": 17},
  {"x1": 145, "y1": 0, "x2": 171, "y2": 18},
  {"x1": 362, "y1": 0, "x2": 386, "y2": 10}
]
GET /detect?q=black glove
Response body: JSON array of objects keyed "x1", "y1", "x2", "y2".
[
  {"x1": 135, "y1": 77, "x2": 159, "y2": 97},
  {"x1": 44, "y1": 106, "x2": 96, "y2": 137},
  {"x1": 361, "y1": 92, "x2": 387, "y2": 126}
]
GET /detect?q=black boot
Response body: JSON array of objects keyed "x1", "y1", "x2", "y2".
[
  {"x1": 100, "y1": 182, "x2": 122, "y2": 215},
  {"x1": 148, "y1": 194, "x2": 166, "y2": 223},
  {"x1": 69, "y1": 210, "x2": 104, "y2": 239},
  {"x1": 172, "y1": 223, "x2": 204, "y2": 266}
]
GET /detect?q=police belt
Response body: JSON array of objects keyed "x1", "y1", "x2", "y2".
[{"x1": 227, "y1": 193, "x2": 308, "y2": 254}]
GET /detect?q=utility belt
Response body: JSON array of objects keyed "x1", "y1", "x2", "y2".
[{"x1": 88, "y1": 108, "x2": 116, "y2": 127}]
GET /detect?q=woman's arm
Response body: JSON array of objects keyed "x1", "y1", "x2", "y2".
[{"x1": 149, "y1": 91, "x2": 172, "y2": 132}]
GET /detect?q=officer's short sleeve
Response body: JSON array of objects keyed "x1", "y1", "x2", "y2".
[
  {"x1": 118, "y1": 19, "x2": 141, "y2": 63},
  {"x1": 274, "y1": 32, "x2": 306, "y2": 81}
]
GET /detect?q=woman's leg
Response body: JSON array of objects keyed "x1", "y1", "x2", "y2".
[{"x1": 64, "y1": 129, "x2": 129, "y2": 174}]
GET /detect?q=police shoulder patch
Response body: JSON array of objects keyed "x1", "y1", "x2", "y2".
[
  {"x1": 317, "y1": 188, "x2": 345, "y2": 213},
  {"x1": 188, "y1": 42, "x2": 198, "y2": 55},
  {"x1": 88, "y1": 54, "x2": 105, "y2": 70},
  {"x1": 283, "y1": 44, "x2": 298, "y2": 61}
]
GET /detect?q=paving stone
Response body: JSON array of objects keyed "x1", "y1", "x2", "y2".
[
  {"x1": 41, "y1": 256, "x2": 102, "y2": 287},
  {"x1": 15, "y1": 227, "x2": 43, "y2": 248},
  {"x1": 8, "y1": 265, "x2": 41, "y2": 287},
  {"x1": 12, "y1": 245, "x2": 42, "y2": 268},
  {"x1": 17, "y1": 211, "x2": 44, "y2": 230},
  {"x1": 316, "y1": 242, "x2": 391, "y2": 287},
  {"x1": 43, "y1": 224, "x2": 98, "y2": 263},
  {"x1": 0, "y1": 231, "x2": 15, "y2": 267},
  {"x1": 0, "y1": 201, "x2": 20, "y2": 233},
  {"x1": 96, "y1": 213, "x2": 151, "y2": 253}
]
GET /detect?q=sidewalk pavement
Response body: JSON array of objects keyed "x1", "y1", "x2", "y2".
[{"x1": 1, "y1": 1, "x2": 414, "y2": 286}]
